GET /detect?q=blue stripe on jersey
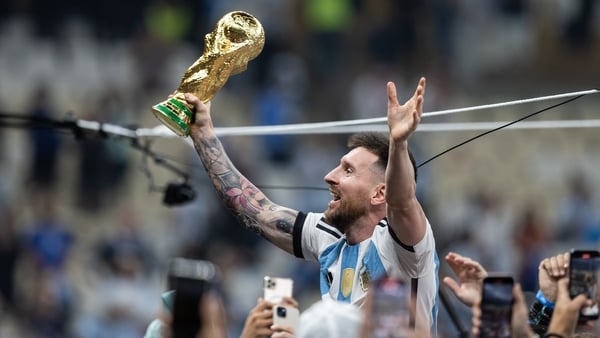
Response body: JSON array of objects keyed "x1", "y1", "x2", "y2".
[
  {"x1": 337, "y1": 243, "x2": 359, "y2": 302},
  {"x1": 362, "y1": 241, "x2": 387, "y2": 282},
  {"x1": 430, "y1": 251, "x2": 440, "y2": 336},
  {"x1": 319, "y1": 241, "x2": 345, "y2": 296}
]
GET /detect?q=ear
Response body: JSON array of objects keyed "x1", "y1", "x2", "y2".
[{"x1": 371, "y1": 183, "x2": 386, "y2": 206}]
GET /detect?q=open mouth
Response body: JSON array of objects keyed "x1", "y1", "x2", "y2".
[{"x1": 328, "y1": 190, "x2": 341, "y2": 208}]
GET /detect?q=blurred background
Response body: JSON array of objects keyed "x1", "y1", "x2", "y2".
[{"x1": 0, "y1": 0, "x2": 599, "y2": 337}]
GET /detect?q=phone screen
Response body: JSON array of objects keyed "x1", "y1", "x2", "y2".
[
  {"x1": 371, "y1": 277, "x2": 410, "y2": 338},
  {"x1": 569, "y1": 250, "x2": 599, "y2": 320},
  {"x1": 479, "y1": 276, "x2": 513, "y2": 338}
]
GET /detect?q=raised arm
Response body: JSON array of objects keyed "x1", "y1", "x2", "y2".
[
  {"x1": 185, "y1": 93, "x2": 298, "y2": 254},
  {"x1": 385, "y1": 77, "x2": 427, "y2": 246}
]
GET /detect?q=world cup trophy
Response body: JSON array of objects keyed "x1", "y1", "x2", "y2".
[{"x1": 152, "y1": 11, "x2": 265, "y2": 136}]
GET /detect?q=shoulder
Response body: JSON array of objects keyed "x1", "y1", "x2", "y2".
[{"x1": 300, "y1": 212, "x2": 343, "y2": 240}]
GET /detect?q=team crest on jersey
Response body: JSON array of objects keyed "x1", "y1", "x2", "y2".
[
  {"x1": 359, "y1": 265, "x2": 371, "y2": 292},
  {"x1": 341, "y1": 268, "x2": 354, "y2": 297}
]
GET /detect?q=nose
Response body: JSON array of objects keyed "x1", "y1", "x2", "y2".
[{"x1": 324, "y1": 166, "x2": 339, "y2": 185}]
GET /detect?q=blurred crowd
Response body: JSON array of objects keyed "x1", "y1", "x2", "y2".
[{"x1": 0, "y1": 0, "x2": 599, "y2": 337}]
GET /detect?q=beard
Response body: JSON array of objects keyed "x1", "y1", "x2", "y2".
[{"x1": 324, "y1": 195, "x2": 368, "y2": 233}]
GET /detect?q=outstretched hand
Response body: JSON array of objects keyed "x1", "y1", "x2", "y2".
[
  {"x1": 387, "y1": 77, "x2": 426, "y2": 142},
  {"x1": 442, "y1": 252, "x2": 488, "y2": 307}
]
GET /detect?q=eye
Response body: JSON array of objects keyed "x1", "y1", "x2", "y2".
[{"x1": 344, "y1": 167, "x2": 353, "y2": 174}]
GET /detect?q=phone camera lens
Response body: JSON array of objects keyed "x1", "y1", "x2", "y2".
[{"x1": 276, "y1": 306, "x2": 287, "y2": 317}]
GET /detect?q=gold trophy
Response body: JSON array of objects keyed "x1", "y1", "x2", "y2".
[{"x1": 152, "y1": 11, "x2": 265, "y2": 136}]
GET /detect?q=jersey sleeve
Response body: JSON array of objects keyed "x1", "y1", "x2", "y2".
[
  {"x1": 293, "y1": 212, "x2": 342, "y2": 261},
  {"x1": 372, "y1": 219, "x2": 436, "y2": 278}
]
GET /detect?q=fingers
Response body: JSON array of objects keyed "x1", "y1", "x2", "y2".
[
  {"x1": 184, "y1": 93, "x2": 201, "y2": 108},
  {"x1": 271, "y1": 331, "x2": 294, "y2": 338},
  {"x1": 387, "y1": 81, "x2": 399, "y2": 106},
  {"x1": 442, "y1": 276, "x2": 461, "y2": 294},
  {"x1": 445, "y1": 252, "x2": 487, "y2": 277},
  {"x1": 271, "y1": 324, "x2": 294, "y2": 333},
  {"x1": 414, "y1": 77, "x2": 426, "y2": 101},
  {"x1": 280, "y1": 296, "x2": 298, "y2": 308},
  {"x1": 539, "y1": 252, "x2": 569, "y2": 277},
  {"x1": 414, "y1": 77, "x2": 426, "y2": 117}
]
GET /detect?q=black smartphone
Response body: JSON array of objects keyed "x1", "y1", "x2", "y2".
[
  {"x1": 479, "y1": 275, "x2": 514, "y2": 338},
  {"x1": 169, "y1": 258, "x2": 217, "y2": 338},
  {"x1": 370, "y1": 277, "x2": 411, "y2": 338},
  {"x1": 569, "y1": 249, "x2": 599, "y2": 321}
]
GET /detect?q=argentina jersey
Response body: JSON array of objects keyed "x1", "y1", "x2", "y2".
[{"x1": 292, "y1": 211, "x2": 439, "y2": 337}]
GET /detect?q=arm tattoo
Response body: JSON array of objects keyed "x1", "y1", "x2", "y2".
[{"x1": 194, "y1": 136, "x2": 274, "y2": 232}]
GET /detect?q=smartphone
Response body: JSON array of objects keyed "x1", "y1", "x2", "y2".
[
  {"x1": 479, "y1": 275, "x2": 514, "y2": 338},
  {"x1": 273, "y1": 305, "x2": 299, "y2": 331},
  {"x1": 263, "y1": 276, "x2": 293, "y2": 303},
  {"x1": 169, "y1": 258, "x2": 217, "y2": 338},
  {"x1": 569, "y1": 249, "x2": 600, "y2": 321},
  {"x1": 370, "y1": 277, "x2": 411, "y2": 338}
]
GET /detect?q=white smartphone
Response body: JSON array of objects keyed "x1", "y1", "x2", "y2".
[
  {"x1": 263, "y1": 276, "x2": 293, "y2": 303},
  {"x1": 273, "y1": 305, "x2": 299, "y2": 331}
]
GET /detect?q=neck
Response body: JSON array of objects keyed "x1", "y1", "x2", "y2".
[{"x1": 344, "y1": 213, "x2": 382, "y2": 245}]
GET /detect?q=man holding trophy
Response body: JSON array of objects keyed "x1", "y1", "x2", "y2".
[{"x1": 153, "y1": 10, "x2": 439, "y2": 338}]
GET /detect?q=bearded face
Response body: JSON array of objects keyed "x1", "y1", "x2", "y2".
[
  {"x1": 323, "y1": 147, "x2": 382, "y2": 233},
  {"x1": 324, "y1": 190, "x2": 369, "y2": 233}
]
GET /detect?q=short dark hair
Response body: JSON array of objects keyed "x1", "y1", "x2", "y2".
[{"x1": 347, "y1": 132, "x2": 417, "y2": 182}]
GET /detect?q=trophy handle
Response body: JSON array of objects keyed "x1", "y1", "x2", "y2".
[{"x1": 151, "y1": 93, "x2": 194, "y2": 136}]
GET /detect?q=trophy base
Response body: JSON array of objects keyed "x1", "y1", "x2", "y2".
[{"x1": 151, "y1": 97, "x2": 195, "y2": 137}]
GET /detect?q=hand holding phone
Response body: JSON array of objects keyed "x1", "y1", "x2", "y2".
[
  {"x1": 568, "y1": 249, "x2": 599, "y2": 321},
  {"x1": 479, "y1": 275, "x2": 514, "y2": 338}
]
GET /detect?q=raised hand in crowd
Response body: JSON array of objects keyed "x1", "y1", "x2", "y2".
[
  {"x1": 442, "y1": 251, "x2": 488, "y2": 307},
  {"x1": 538, "y1": 252, "x2": 570, "y2": 304}
]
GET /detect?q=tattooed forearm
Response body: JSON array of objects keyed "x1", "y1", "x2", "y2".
[
  {"x1": 192, "y1": 134, "x2": 298, "y2": 253},
  {"x1": 238, "y1": 214, "x2": 266, "y2": 237},
  {"x1": 194, "y1": 136, "x2": 266, "y2": 216}
]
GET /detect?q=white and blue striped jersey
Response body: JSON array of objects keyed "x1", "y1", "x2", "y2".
[{"x1": 292, "y1": 212, "x2": 439, "y2": 336}]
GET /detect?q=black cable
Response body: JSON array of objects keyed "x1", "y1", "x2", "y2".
[{"x1": 416, "y1": 94, "x2": 586, "y2": 168}]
